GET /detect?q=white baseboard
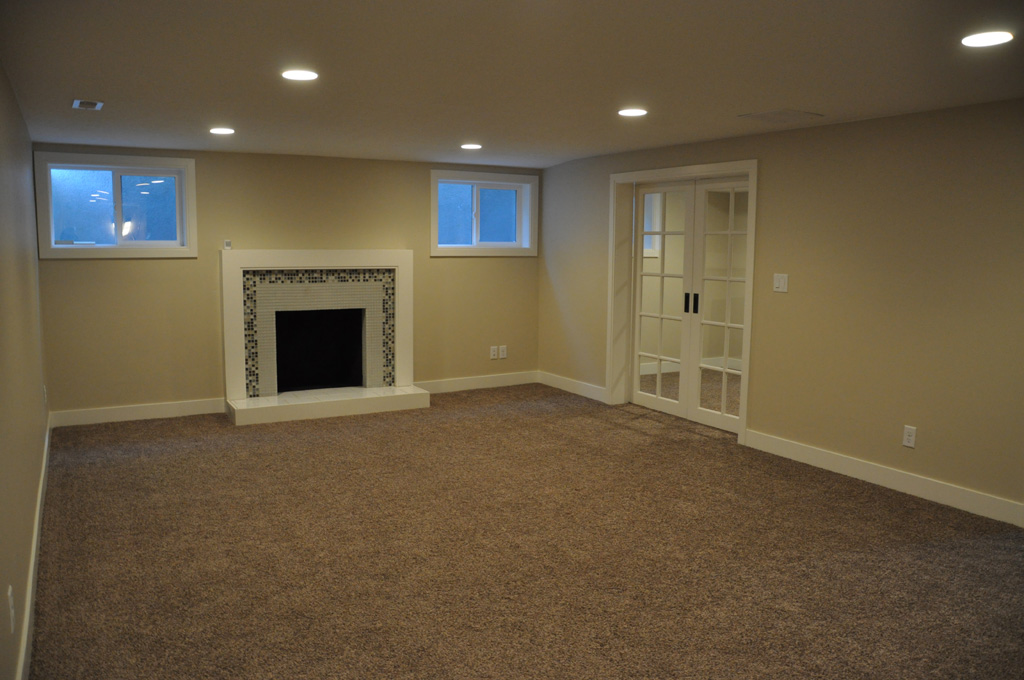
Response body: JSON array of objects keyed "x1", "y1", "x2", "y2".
[
  {"x1": 16, "y1": 425, "x2": 50, "y2": 680},
  {"x1": 745, "y1": 430, "x2": 1024, "y2": 528},
  {"x1": 48, "y1": 398, "x2": 226, "y2": 428},
  {"x1": 536, "y1": 371, "x2": 611, "y2": 404},
  {"x1": 415, "y1": 371, "x2": 541, "y2": 394},
  {"x1": 414, "y1": 370, "x2": 612, "y2": 405}
]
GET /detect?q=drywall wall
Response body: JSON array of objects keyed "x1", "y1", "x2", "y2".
[
  {"x1": 0, "y1": 64, "x2": 49, "y2": 679},
  {"x1": 539, "y1": 99, "x2": 1024, "y2": 503},
  {"x1": 35, "y1": 151, "x2": 540, "y2": 411}
]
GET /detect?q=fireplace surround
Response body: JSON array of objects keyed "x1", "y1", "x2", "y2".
[{"x1": 221, "y1": 249, "x2": 428, "y2": 425}]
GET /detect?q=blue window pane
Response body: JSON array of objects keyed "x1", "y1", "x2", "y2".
[
  {"x1": 479, "y1": 188, "x2": 517, "y2": 243},
  {"x1": 50, "y1": 169, "x2": 116, "y2": 245},
  {"x1": 121, "y1": 175, "x2": 178, "y2": 241},
  {"x1": 438, "y1": 183, "x2": 473, "y2": 245}
]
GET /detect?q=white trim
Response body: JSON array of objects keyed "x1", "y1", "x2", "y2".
[
  {"x1": 413, "y1": 370, "x2": 611, "y2": 404},
  {"x1": 536, "y1": 371, "x2": 611, "y2": 404},
  {"x1": 15, "y1": 426, "x2": 50, "y2": 680},
  {"x1": 415, "y1": 370, "x2": 540, "y2": 394},
  {"x1": 745, "y1": 430, "x2": 1024, "y2": 528},
  {"x1": 48, "y1": 398, "x2": 226, "y2": 427}
]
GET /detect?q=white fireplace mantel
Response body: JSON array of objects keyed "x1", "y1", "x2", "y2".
[{"x1": 220, "y1": 249, "x2": 427, "y2": 424}]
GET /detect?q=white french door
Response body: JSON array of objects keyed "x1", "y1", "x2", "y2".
[{"x1": 632, "y1": 178, "x2": 750, "y2": 432}]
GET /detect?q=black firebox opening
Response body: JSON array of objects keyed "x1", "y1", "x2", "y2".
[{"x1": 275, "y1": 308, "x2": 364, "y2": 393}]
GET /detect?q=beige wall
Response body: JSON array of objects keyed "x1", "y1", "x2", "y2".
[
  {"x1": 0, "y1": 65, "x2": 49, "y2": 678},
  {"x1": 539, "y1": 99, "x2": 1024, "y2": 503},
  {"x1": 36, "y1": 151, "x2": 540, "y2": 410}
]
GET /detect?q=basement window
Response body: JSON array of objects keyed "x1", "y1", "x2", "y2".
[
  {"x1": 431, "y1": 170, "x2": 538, "y2": 256},
  {"x1": 34, "y1": 151, "x2": 198, "y2": 259}
]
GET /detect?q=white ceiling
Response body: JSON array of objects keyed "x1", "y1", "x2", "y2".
[{"x1": 1, "y1": 0, "x2": 1021, "y2": 169}]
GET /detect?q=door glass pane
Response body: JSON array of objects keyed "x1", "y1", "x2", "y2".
[
  {"x1": 638, "y1": 361, "x2": 657, "y2": 396},
  {"x1": 729, "y1": 234, "x2": 747, "y2": 279},
  {"x1": 639, "y1": 316, "x2": 660, "y2": 356},
  {"x1": 663, "y1": 278, "x2": 684, "y2": 318},
  {"x1": 729, "y1": 282, "x2": 745, "y2": 325},
  {"x1": 122, "y1": 175, "x2": 178, "y2": 242},
  {"x1": 663, "y1": 190, "x2": 687, "y2": 232},
  {"x1": 638, "y1": 250, "x2": 663, "y2": 272},
  {"x1": 661, "y1": 319, "x2": 682, "y2": 361},
  {"x1": 734, "y1": 191, "x2": 748, "y2": 232},
  {"x1": 725, "y1": 373, "x2": 742, "y2": 416},
  {"x1": 479, "y1": 188, "x2": 517, "y2": 243},
  {"x1": 663, "y1": 234, "x2": 685, "y2": 275},
  {"x1": 643, "y1": 193, "x2": 663, "y2": 232},
  {"x1": 703, "y1": 280, "x2": 727, "y2": 323},
  {"x1": 661, "y1": 360, "x2": 680, "y2": 401},
  {"x1": 727, "y1": 328, "x2": 744, "y2": 366},
  {"x1": 700, "y1": 367, "x2": 724, "y2": 411},
  {"x1": 640, "y1": 275, "x2": 660, "y2": 314},
  {"x1": 50, "y1": 168, "x2": 116, "y2": 245},
  {"x1": 701, "y1": 325, "x2": 725, "y2": 365},
  {"x1": 437, "y1": 182, "x2": 473, "y2": 245},
  {"x1": 704, "y1": 235, "x2": 729, "y2": 277},
  {"x1": 706, "y1": 191, "x2": 731, "y2": 232}
]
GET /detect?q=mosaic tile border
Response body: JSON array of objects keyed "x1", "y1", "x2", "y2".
[{"x1": 243, "y1": 268, "x2": 396, "y2": 397}]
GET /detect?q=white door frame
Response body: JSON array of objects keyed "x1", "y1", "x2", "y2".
[{"x1": 606, "y1": 160, "x2": 758, "y2": 443}]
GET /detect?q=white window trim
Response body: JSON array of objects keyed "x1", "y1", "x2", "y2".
[
  {"x1": 430, "y1": 170, "x2": 538, "y2": 257},
  {"x1": 34, "y1": 151, "x2": 198, "y2": 259}
]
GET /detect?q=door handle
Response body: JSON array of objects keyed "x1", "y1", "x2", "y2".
[
  {"x1": 693, "y1": 293, "x2": 700, "y2": 314},
  {"x1": 684, "y1": 292, "x2": 690, "y2": 314}
]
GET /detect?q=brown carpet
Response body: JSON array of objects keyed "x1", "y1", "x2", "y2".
[{"x1": 31, "y1": 385, "x2": 1024, "y2": 679}]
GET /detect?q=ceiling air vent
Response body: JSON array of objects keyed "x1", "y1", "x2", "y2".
[
  {"x1": 72, "y1": 99, "x2": 104, "y2": 111},
  {"x1": 738, "y1": 109, "x2": 823, "y2": 126}
]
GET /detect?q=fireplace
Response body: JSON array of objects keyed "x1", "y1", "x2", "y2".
[
  {"x1": 221, "y1": 249, "x2": 428, "y2": 425},
  {"x1": 275, "y1": 308, "x2": 365, "y2": 393}
]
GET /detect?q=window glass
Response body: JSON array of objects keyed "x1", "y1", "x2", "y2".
[
  {"x1": 479, "y1": 188, "x2": 517, "y2": 243},
  {"x1": 51, "y1": 169, "x2": 116, "y2": 245},
  {"x1": 121, "y1": 175, "x2": 178, "y2": 242},
  {"x1": 437, "y1": 182, "x2": 473, "y2": 246}
]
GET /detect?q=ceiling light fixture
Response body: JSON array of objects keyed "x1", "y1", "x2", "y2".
[
  {"x1": 210, "y1": 127, "x2": 235, "y2": 135},
  {"x1": 282, "y1": 69, "x2": 319, "y2": 80},
  {"x1": 618, "y1": 108, "x2": 648, "y2": 117},
  {"x1": 461, "y1": 143, "x2": 482, "y2": 150},
  {"x1": 962, "y1": 31, "x2": 1013, "y2": 47}
]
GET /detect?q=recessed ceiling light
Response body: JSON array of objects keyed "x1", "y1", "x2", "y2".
[
  {"x1": 962, "y1": 31, "x2": 1013, "y2": 47},
  {"x1": 618, "y1": 108, "x2": 648, "y2": 117},
  {"x1": 461, "y1": 143, "x2": 482, "y2": 150},
  {"x1": 282, "y1": 69, "x2": 319, "y2": 80},
  {"x1": 210, "y1": 127, "x2": 235, "y2": 135}
]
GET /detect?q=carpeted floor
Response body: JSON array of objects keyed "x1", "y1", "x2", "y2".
[{"x1": 31, "y1": 385, "x2": 1024, "y2": 679}]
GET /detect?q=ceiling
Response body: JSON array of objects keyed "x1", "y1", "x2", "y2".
[{"x1": 1, "y1": 0, "x2": 1021, "y2": 169}]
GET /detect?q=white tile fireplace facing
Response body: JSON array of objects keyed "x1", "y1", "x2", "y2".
[{"x1": 221, "y1": 249, "x2": 428, "y2": 425}]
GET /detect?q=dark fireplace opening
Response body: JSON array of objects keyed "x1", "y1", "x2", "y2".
[{"x1": 275, "y1": 308, "x2": 364, "y2": 393}]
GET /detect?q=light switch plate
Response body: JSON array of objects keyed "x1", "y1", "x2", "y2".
[{"x1": 773, "y1": 273, "x2": 789, "y2": 292}]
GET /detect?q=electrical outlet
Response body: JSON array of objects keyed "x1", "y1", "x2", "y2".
[
  {"x1": 499, "y1": 345, "x2": 507, "y2": 359},
  {"x1": 7, "y1": 585, "x2": 14, "y2": 634},
  {"x1": 903, "y1": 425, "x2": 917, "y2": 448},
  {"x1": 489, "y1": 346, "x2": 498, "y2": 360},
  {"x1": 223, "y1": 239, "x2": 232, "y2": 249}
]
